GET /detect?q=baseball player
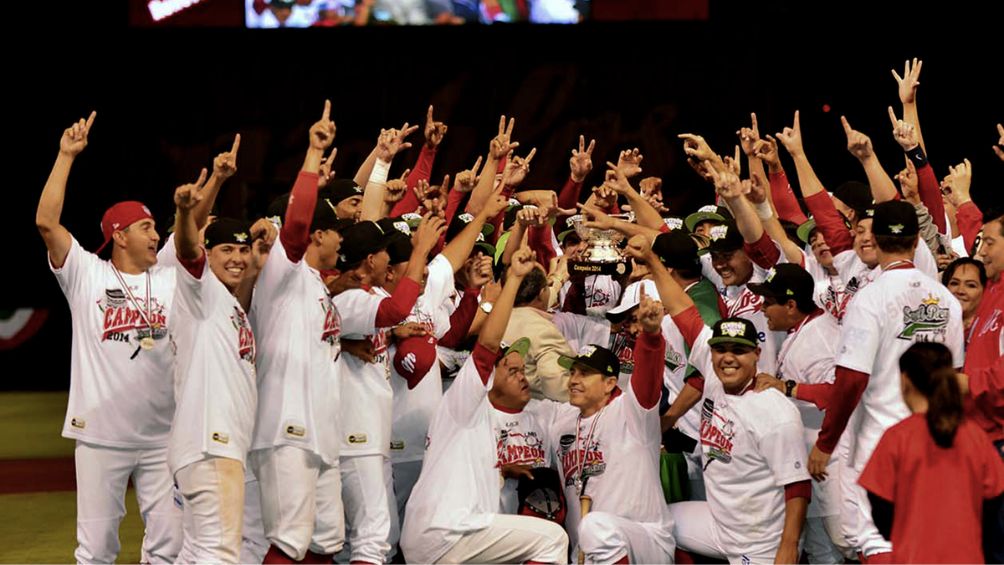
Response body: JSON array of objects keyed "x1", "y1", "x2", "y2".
[
  {"x1": 247, "y1": 101, "x2": 351, "y2": 563},
  {"x1": 36, "y1": 111, "x2": 183, "y2": 564},
  {"x1": 807, "y1": 200, "x2": 965, "y2": 562},
  {"x1": 400, "y1": 247, "x2": 569, "y2": 564}
]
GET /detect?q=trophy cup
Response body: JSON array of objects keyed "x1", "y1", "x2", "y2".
[{"x1": 568, "y1": 214, "x2": 631, "y2": 276}]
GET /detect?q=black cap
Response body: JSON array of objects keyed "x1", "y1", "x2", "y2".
[
  {"x1": 385, "y1": 232, "x2": 414, "y2": 265},
  {"x1": 337, "y1": 221, "x2": 394, "y2": 270},
  {"x1": 707, "y1": 317, "x2": 758, "y2": 349},
  {"x1": 748, "y1": 264, "x2": 816, "y2": 305},
  {"x1": 446, "y1": 212, "x2": 494, "y2": 241},
  {"x1": 266, "y1": 192, "x2": 290, "y2": 226},
  {"x1": 871, "y1": 200, "x2": 919, "y2": 237},
  {"x1": 311, "y1": 196, "x2": 355, "y2": 233},
  {"x1": 652, "y1": 230, "x2": 699, "y2": 270},
  {"x1": 204, "y1": 217, "x2": 253, "y2": 249},
  {"x1": 516, "y1": 467, "x2": 566, "y2": 525},
  {"x1": 323, "y1": 179, "x2": 365, "y2": 207},
  {"x1": 705, "y1": 221, "x2": 744, "y2": 254},
  {"x1": 832, "y1": 181, "x2": 873, "y2": 213},
  {"x1": 685, "y1": 205, "x2": 733, "y2": 232},
  {"x1": 378, "y1": 216, "x2": 414, "y2": 239},
  {"x1": 558, "y1": 344, "x2": 620, "y2": 377}
]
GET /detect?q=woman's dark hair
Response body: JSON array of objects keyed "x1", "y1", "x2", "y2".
[
  {"x1": 941, "y1": 257, "x2": 987, "y2": 287},
  {"x1": 514, "y1": 267, "x2": 547, "y2": 307},
  {"x1": 898, "y1": 342, "x2": 961, "y2": 448}
]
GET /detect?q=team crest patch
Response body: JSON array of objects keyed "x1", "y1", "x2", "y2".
[
  {"x1": 888, "y1": 224, "x2": 904, "y2": 234},
  {"x1": 663, "y1": 217, "x2": 683, "y2": 230},
  {"x1": 459, "y1": 213, "x2": 475, "y2": 224},
  {"x1": 234, "y1": 232, "x2": 248, "y2": 243},
  {"x1": 579, "y1": 345, "x2": 597, "y2": 357},
  {"x1": 709, "y1": 225, "x2": 729, "y2": 241},
  {"x1": 664, "y1": 347, "x2": 684, "y2": 371},
  {"x1": 698, "y1": 205, "x2": 717, "y2": 213},
  {"x1": 765, "y1": 268, "x2": 777, "y2": 282},
  {"x1": 898, "y1": 295, "x2": 950, "y2": 340},
  {"x1": 719, "y1": 321, "x2": 746, "y2": 337},
  {"x1": 392, "y1": 221, "x2": 410, "y2": 236}
]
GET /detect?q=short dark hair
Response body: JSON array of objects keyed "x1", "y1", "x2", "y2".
[
  {"x1": 514, "y1": 267, "x2": 547, "y2": 307},
  {"x1": 874, "y1": 233, "x2": 917, "y2": 254},
  {"x1": 941, "y1": 257, "x2": 987, "y2": 287},
  {"x1": 982, "y1": 213, "x2": 1004, "y2": 236}
]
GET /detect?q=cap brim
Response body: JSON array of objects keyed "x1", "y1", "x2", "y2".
[
  {"x1": 684, "y1": 212, "x2": 725, "y2": 233},
  {"x1": 604, "y1": 301, "x2": 639, "y2": 323},
  {"x1": 796, "y1": 219, "x2": 816, "y2": 244},
  {"x1": 557, "y1": 229, "x2": 576, "y2": 243},
  {"x1": 745, "y1": 281, "x2": 779, "y2": 299},
  {"x1": 558, "y1": 354, "x2": 616, "y2": 377},
  {"x1": 707, "y1": 336, "x2": 758, "y2": 348},
  {"x1": 474, "y1": 242, "x2": 497, "y2": 258},
  {"x1": 501, "y1": 337, "x2": 531, "y2": 361}
]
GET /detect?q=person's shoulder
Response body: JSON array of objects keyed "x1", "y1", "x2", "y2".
[{"x1": 745, "y1": 388, "x2": 801, "y2": 425}]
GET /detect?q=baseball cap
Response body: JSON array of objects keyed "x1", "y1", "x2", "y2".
[
  {"x1": 796, "y1": 218, "x2": 816, "y2": 244},
  {"x1": 747, "y1": 264, "x2": 816, "y2": 305},
  {"x1": 662, "y1": 217, "x2": 685, "y2": 232},
  {"x1": 385, "y1": 232, "x2": 414, "y2": 265},
  {"x1": 557, "y1": 215, "x2": 582, "y2": 244},
  {"x1": 378, "y1": 216, "x2": 414, "y2": 239},
  {"x1": 705, "y1": 221, "x2": 744, "y2": 254},
  {"x1": 516, "y1": 467, "x2": 567, "y2": 525},
  {"x1": 684, "y1": 205, "x2": 732, "y2": 233},
  {"x1": 707, "y1": 317, "x2": 758, "y2": 349},
  {"x1": 831, "y1": 181, "x2": 873, "y2": 213},
  {"x1": 558, "y1": 344, "x2": 620, "y2": 378},
  {"x1": 446, "y1": 212, "x2": 494, "y2": 241},
  {"x1": 652, "y1": 230, "x2": 700, "y2": 270},
  {"x1": 311, "y1": 194, "x2": 357, "y2": 233},
  {"x1": 323, "y1": 179, "x2": 364, "y2": 207},
  {"x1": 97, "y1": 201, "x2": 154, "y2": 254},
  {"x1": 496, "y1": 337, "x2": 532, "y2": 366},
  {"x1": 605, "y1": 279, "x2": 655, "y2": 322},
  {"x1": 871, "y1": 200, "x2": 919, "y2": 237},
  {"x1": 393, "y1": 335, "x2": 437, "y2": 390},
  {"x1": 337, "y1": 221, "x2": 394, "y2": 270},
  {"x1": 204, "y1": 217, "x2": 253, "y2": 249}
]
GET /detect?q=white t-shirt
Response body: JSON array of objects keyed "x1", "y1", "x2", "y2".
[
  {"x1": 391, "y1": 255, "x2": 454, "y2": 464},
  {"x1": 803, "y1": 248, "x2": 852, "y2": 322},
  {"x1": 49, "y1": 237, "x2": 177, "y2": 448},
  {"x1": 168, "y1": 256, "x2": 257, "y2": 474},
  {"x1": 831, "y1": 241, "x2": 937, "y2": 311},
  {"x1": 249, "y1": 238, "x2": 343, "y2": 464},
  {"x1": 660, "y1": 315, "x2": 701, "y2": 442},
  {"x1": 545, "y1": 387, "x2": 675, "y2": 552},
  {"x1": 836, "y1": 266, "x2": 964, "y2": 469},
  {"x1": 332, "y1": 285, "x2": 393, "y2": 457},
  {"x1": 492, "y1": 399, "x2": 557, "y2": 514},
  {"x1": 399, "y1": 349, "x2": 500, "y2": 564}
]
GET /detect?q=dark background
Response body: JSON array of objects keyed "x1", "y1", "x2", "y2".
[{"x1": 5, "y1": 1, "x2": 998, "y2": 389}]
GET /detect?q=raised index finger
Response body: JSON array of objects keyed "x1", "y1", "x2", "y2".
[
  {"x1": 231, "y1": 133, "x2": 241, "y2": 155},
  {"x1": 586, "y1": 138, "x2": 596, "y2": 155},
  {"x1": 321, "y1": 99, "x2": 331, "y2": 121},
  {"x1": 84, "y1": 110, "x2": 97, "y2": 132},
  {"x1": 471, "y1": 155, "x2": 483, "y2": 175},
  {"x1": 887, "y1": 106, "x2": 899, "y2": 127},
  {"x1": 524, "y1": 147, "x2": 537, "y2": 163},
  {"x1": 427, "y1": 105, "x2": 434, "y2": 124},
  {"x1": 751, "y1": 112, "x2": 759, "y2": 136},
  {"x1": 840, "y1": 115, "x2": 853, "y2": 135}
]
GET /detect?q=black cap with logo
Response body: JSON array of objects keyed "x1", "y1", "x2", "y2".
[
  {"x1": 747, "y1": 263, "x2": 816, "y2": 305},
  {"x1": 871, "y1": 200, "x2": 919, "y2": 237},
  {"x1": 707, "y1": 317, "x2": 759, "y2": 349},
  {"x1": 558, "y1": 344, "x2": 621, "y2": 378}
]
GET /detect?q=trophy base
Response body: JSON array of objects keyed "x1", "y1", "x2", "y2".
[{"x1": 569, "y1": 260, "x2": 628, "y2": 277}]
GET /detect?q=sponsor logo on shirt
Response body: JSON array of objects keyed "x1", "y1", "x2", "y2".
[
  {"x1": 558, "y1": 433, "x2": 606, "y2": 487},
  {"x1": 496, "y1": 427, "x2": 546, "y2": 468},
  {"x1": 727, "y1": 289, "x2": 763, "y2": 319},
  {"x1": 231, "y1": 306, "x2": 256, "y2": 364},
  {"x1": 664, "y1": 346, "x2": 684, "y2": 372},
  {"x1": 898, "y1": 295, "x2": 950, "y2": 341},
  {"x1": 348, "y1": 433, "x2": 368, "y2": 444},
  {"x1": 588, "y1": 285, "x2": 611, "y2": 308},
  {"x1": 609, "y1": 331, "x2": 635, "y2": 375},
  {"x1": 98, "y1": 290, "x2": 168, "y2": 343},
  {"x1": 700, "y1": 398, "x2": 735, "y2": 468}
]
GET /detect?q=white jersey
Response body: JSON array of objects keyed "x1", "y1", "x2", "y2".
[
  {"x1": 400, "y1": 348, "x2": 501, "y2": 564},
  {"x1": 249, "y1": 238, "x2": 342, "y2": 464},
  {"x1": 332, "y1": 285, "x2": 393, "y2": 456},
  {"x1": 49, "y1": 236, "x2": 177, "y2": 448},
  {"x1": 837, "y1": 265, "x2": 964, "y2": 469},
  {"x1": 545, "y1": 387, "x2": 675, "y2": 552},
  {"x1": 168, "y1": 257, "x2": 256, "y2": 474},
  {"x1": 803, "y1": 249, "x2": 852, "y2": 322},
  {"x1": 558, "y1": 275, "x2": 622, "y2": 317},
  {"x1": 391, "y1": 255, "x2": 454, "y2": 464},
  {"x1": 831, "y1": 241, "x2": 937, "y2": 311},
  {"x1": 660, "y1": 315, "x2": 701, "y2": 441},
  {"x1": 492, "y1": 399, "x2": 557, "y2": 514}
]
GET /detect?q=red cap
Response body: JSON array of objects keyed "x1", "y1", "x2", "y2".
[
  {"x1": 96, "y1": 201, "x2": 154, "y2": 254},
  {"x1": 393, "y1": 335, "x2": 438, "y2": 390}
]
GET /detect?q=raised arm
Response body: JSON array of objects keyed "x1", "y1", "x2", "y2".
[
  {"x1": 360, "y1": 123, "x2": 418, "y2": 221},
  {"x1": 889, "y1": 106, "x2": 945, "y2": 234},
  {"x1": 468, "y1": 115, "x2": 519, "y2": 216},
  {"x1": 892, "y1": 58, "x2": 926, "y2": 154},
  {"x1": 605, "y1": 153, "x2": 664, "y2": 231},
  {"x1": 390, "y1": 105, "x2": 446, "y2": 216},
  {"x1": 441, "y1": 192, "x2": 508, "y2": 271},
  {"x1": 192, "y1": 134, "x2": 240, "y2": 230},
  {"x1": 841, "y1": 115, "x2": 898, "y2": 203},
  {"x1": 173, "y1": 169, "x2": 209, "y2": 264},
  {"x1": 478, "y1": 246, "x2": 534, "y2": 352},
  {"x1": 558, "y1": 135, "x2": 595, "y2": 210},
  {"x1": 280, "y1": 100, "x2": 335, "y2": 263},
  {"x1": 633, "y1": 288, "x2": 667, "y2": 409},
  {"x1": 37, "y1": 111, "x2": 96, "y2": 267}
]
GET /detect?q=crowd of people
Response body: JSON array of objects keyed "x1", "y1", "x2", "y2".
[
  {"x1": 36, "y1": 56, "x2": 1003, "y2": 564},
  {"x1": 246, "y1": 0, "x2": 586, "y2": 27}
]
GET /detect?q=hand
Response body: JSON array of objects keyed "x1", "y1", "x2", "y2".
[
  {"x1": 616, "y1": 147, "x2": 644, "y2": 178},
  {"x1": 213, "y1": 134, "x2": 241, "y2": 180},
  {"x1": 501, "y1": 147, "x2": 536, "y2": 187},
  {"x1": 508, "y1": 246, "x2": 535, "y2": 278},
  {"x1": 376, "y1": 123, "x2": 419, "y2": 161},
  {"x1": 748, "y1": 172, "x2": 768, "y2": 205},
  {"x1": 413, "y1": 179, "x2": 445, "y2": 216},
  {"x1": 481, "y1": 280, "x2": 502, "y2": 303},
  {"x1": 624, "y1": 234, "x2": 655, "y2": 264},
  {"x1": 517, "y1": 205, "x2": 547, "y2": 228},
  {"x1": 249, "y1": 217, "x2": 278, "y2": 247},
  {"x1": 454, "y1": 155, "x2": 483, "y2": 193},
  {"x1": 466, "y1": 255, "x2": 494, "y2": 288},
  {"x1": 341, "y1": 338, "x2": 376, "y2": 363},
  {"x1": 941, "y1": 159, "x2": 972, "y2": 206},
  {"x1": 309, "y1": 100, "x2": 337, "y2": 151},
  {"x1": 678, "y1": 133, "x2": 716, "y2": 162},
  {"x1": 412, "y1": 213, "x2": 447, "y2": 255},
  {"x1": 774, "y1": 543, "x2": 799, "y2": 565},
  {"x1": 895, "y1": 158, "x2": 919, "y2": 203},
  {"x1": 603, "y1": 161, "x2": 638, "y2": 197},
  {"x1": 956, "y1": 372, "x2": 970, "y2": 396},
  {"x1": 936, "y1": 249, "x2": 960, "y2": 271},
  {"x1": 639, "y1": 176, "x2": 662, "y2": 197},
  {"x1": 841, "y1": 115, "x2": 874, "y2": 161},
  {"x1": 174, "y1": 168, "x2": 208, "y2": 211},
  {"x1": 570, "y1": 135, "x2": 596, "y2": 182},
  {"x1": 636, "y1": 286, "x2": 664, "y2": 334},
  {"x1": 548, "y1": 254, "x2": 570, "y2": 283},
  {"x1": 687, "y1": 156, "x2": 715, "y2": 182},
  {"x1": 384, "y1": 169, "x2": 410, "y2": 205},
  {"x1": 317, "y1": 146, "x2": 338, "y2": 189},
  {"x1": 424, "y1": 105, "x2": 448, "y2": 148},
  {"x1": 994, "y1": 123, "x2": 1004, "y2": 162},
  {"x1": 500, "y1": 464, "x2": 535, "y2": 481},
  {"x1": 483, "y1": 192, "x2": 509, "y2": 219},
  {"x1": 752, "y1": 135, "x2": 782, "y2": 169},
  {"x1": 392, "y1": 322, "x2": 430, "y2": 340},
  {"x1": 737, "y1": 112, "x2": 760, "y2": 157},
  {"x1": 578, "y1": 203, "x2": 615, "y2": 231},
  {"x1": 325, "y1": 270, "x2": 364, "y2": 296},
  {"x1": 708, "y1": 165, "x2": 749, "y2": 200},
  {"x1": 888, "y1": 106, "x2": 919, "y2": 151},
  {"x1": 490, "y1": 115, "x2": 520, "y2": 159},
  {"x1": 591, "y1": 178, "x2": 618, "y2": 209},
  {"x1": 59, "y1": 110, "x2": 97, "y2": 157},
  {"x1": 807, "y1": 445, "x2": 831, "y2": 481},
  {"x1": 754, "y1": 373, "x2": 784, "y2": 393},
  {"x1": 774, "y1": 110, "x2": 804, "y2": 157},
  {"x1": 891, "y1": 57, "x2": 923, "y2": 105}
]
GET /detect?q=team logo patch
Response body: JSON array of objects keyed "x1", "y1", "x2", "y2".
[
  {"x1": 212, "y1": 432, "x2": 229, "y2": 444},
  {"x1": 709, "y1": 225, "x2": 729, "y2": 241},
  {"x1": 578, "y1": 345, "x2": 597, "y2": 357},
  {"x1": 888, "y1": 224, "x2": 904, "y2": 234},
  {"x1": 234, "y1": 232, "x2": 248, "y2": 243},
  {"x1": 765, "y1": 268, "x2": 777, "y2": 282},
  {"x1": 698, "y1": 205, "x2": 717, "y2": 213},
  {"x1": 664, "y1": 346, "x2": 684, "y2": 372},
  {"x1": 663, "y1": 217, "x2": 683, "y2": 230},
  {"x1": 719, "y1": 321, "x2": 746, "y2": 337},
  {"x1": 348, "y1": 433, "x2": 368, "y2": 444},
  {"x1": 459, "y1": 213, "x2": 475, "y2": 224},
  {"x1": 898, "y1": 295, "x2": 950, "y2": 340},
  {"x1": 392, "y1": 221, "x2": 410, "y2": 236}
]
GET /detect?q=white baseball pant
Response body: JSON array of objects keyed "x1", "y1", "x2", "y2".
[
  {"x1": 576, "y1": 511, "x2": 676, "y2": 564},
  {"x1": 249, "y1": 446, "x2": 344, "y2": 561},
  {"x1": 175, "y1": 457, "x2": 244, "y2": 564},
  {"x1": 436, "y1": 514, "x2": 569, "y2": 564},
  {"x1": 240, "y1": 471, "x2": 268, "y2": 564},
  {"x1": 73, "y1": 441, "x2": 182, "y2": 564},
  {"x1": 339, "y1": 454, "x2": 395, "y2": 564},
  {"x1": 669, "y1": 500, "x2": 776, "y2": 564}
]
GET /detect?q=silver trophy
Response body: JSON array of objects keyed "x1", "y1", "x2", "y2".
[{"x1": 568, "y1": 214, "x2": 631, "y2": 276}]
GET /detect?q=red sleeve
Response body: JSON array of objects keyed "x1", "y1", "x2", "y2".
[
  {"x1": 631, "y1": 330, "x2": 666, "y2": 409},
  {"x1": 177, "y1": 252, "x2": 206, "y2": 279},
  {"x1": 562, "y1": 279, "x2": 587, "y2": 315},
  {"x1": 795, "y1": 382, "x2": 833, "y2": 411},
  {"x1": 916, "y1": 162, "x2": 946, "y2": 234},
  {"x1": 280, "y1": 171, "x2": 320, "y2": 263},
  {"x1": 957, "y1": 201, "x2": 984, "y2": 255},
  {"x1": 374, "y1": 278, "x2": 422, "y2": 328},
  {"x1": 658, "y1": 223, "x2": 671, "y2": 234},
  {"x1": 438, "y1": 289, "x2": 480, "y2": 349},
  {"x1": 804, "y1": 191, "x2": 853, "y2": 255},
  {"x1": 770, "y1": 171, "x2": 808, "y2": 224},
  {"x1": 528, "y1": 224, "x2": 556, "y2": 274},
  {"x1": 716, "y1": 294, "x2": 728, "y2": 319},
  {"x1": 816, "y1": 366, "x2": 869, "y2": 454},
  {"x1": 471, "y1": 342, "x2": 497, "y2": 386},
  {"x1": 671, "y1": 306, "x2": 704, "y2": 349},
  {"x1": 743, "y1": 231, "x2": 781, "y2": 270},
  {"x1": 483, "y1": 185, "x2": 517, "y2": 245},
  {"x1": 685, "y1": 375, "x2": 705, "y2": 394},
  {"x1": 390, "y1": 145, "x2": 437, "y2": 217},
  {"x1": 444, "y1": 187, "x2": 469, "y2": 228},
  {"x1": 557, "y1": 176, "x2": 584, "y2": 211},
  {"x1": 784, "y1": 479, "x2": 812, "y2": 502},
  {"x1": 968, "y1": 355, "x2": 1004, "y2": 416}
]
